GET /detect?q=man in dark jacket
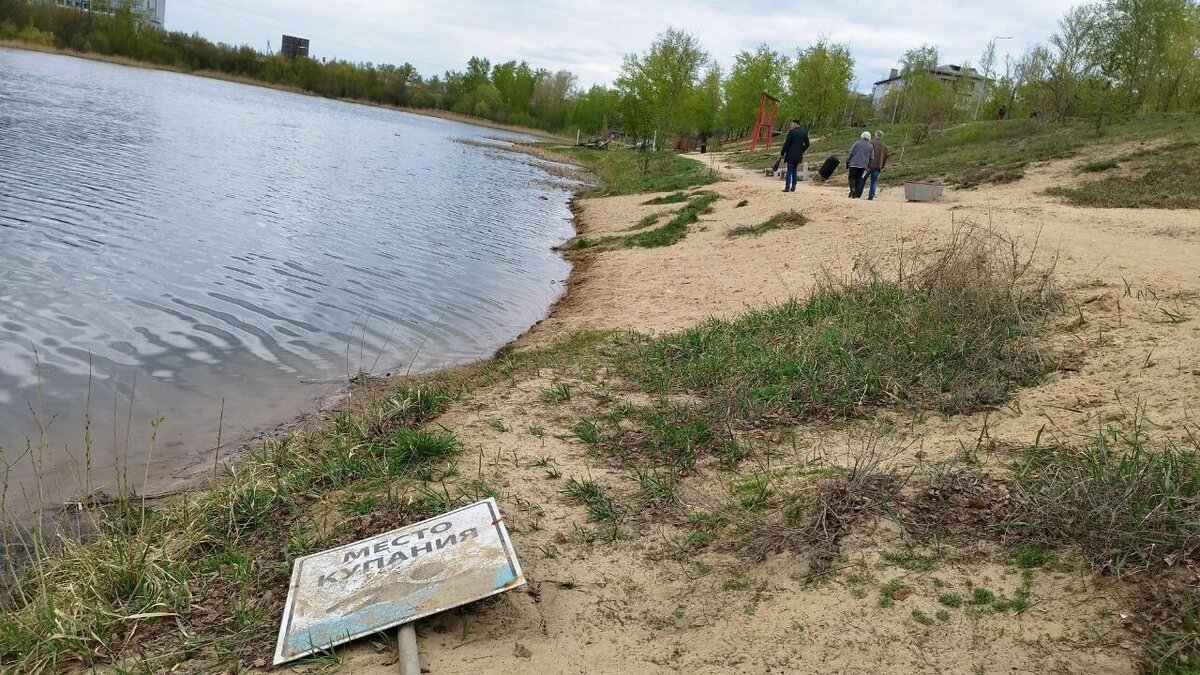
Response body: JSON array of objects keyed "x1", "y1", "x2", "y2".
[{"x1": 779, "y1": 120, "x2": 810, "y2": 192}]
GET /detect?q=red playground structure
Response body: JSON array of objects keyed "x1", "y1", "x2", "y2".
[{"x1": 749, "y1": 91, "x2": 780, "y2": 152}]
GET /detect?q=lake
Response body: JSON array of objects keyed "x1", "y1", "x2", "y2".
[{"x1": 0, "y1": 48, "x2": 575, "y2": 512}]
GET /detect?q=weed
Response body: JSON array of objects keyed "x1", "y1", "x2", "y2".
[
  {"x1": 1080, "y1": 158, "x2": 1120, "y2": 172},
  {"x1": 1015, "y1": 545, "x2": 1054, "y2": 569},
  {"x1": 879, "y1": 579, "x2": 910, "y2": 608},
  {"x1": 727, "y1": 210, "x2": 807, "y2": 238},
  {"x1": 486, "y1": 418, "x2": 509, "y2": 433},
  {"x1": 628, "y1": 212, "x2": 667, "y2": 231},
  {"x1": 1146, "y1": 595, "x2": 1200, "y2": 674},
  {"x1": 623, "y1": 192, "x2": 719, "y2": 248},
  {"x1": 340, "y1": 493, "x2": 378, "y2": 516},
  {"x1": 939, "y1": 593, "x2": 964, "y2": 608},
  {"x1": 686, "y1": 531, "x2": 716, "y2": 548},
  {"x1": 574, "y1": 418, "x2": 600, "y2": 445},
  {"x1": 384, "y1": 427, "x2": 459, "y2": 476},
  {"x1": 722, "y1": 578, "x2": 751, "y2": 591},
  {"x1": 736, "y1": 199, "x2": 749, "y2": 207},
  {"x1": 911, "y1": 609, "x2": 935, "y2": 626},
  {"x1": 971, "y1": 588, "x2": 996, "y2": 605},
  {"x1": 643, "y1": 192, "x2": 688, "y2": 206},
  {"x1": 624, "y1": 226, "x2": 1056, "y2": 425},
  {"x1": 688, "y1": 512, "x2": 726, "y2": 529},
  {"x1": 556, "y1": 147, "x2": 716, "y2": 197},
  {"x1": 635, "y1": 468, "x2": 679, "y2": 506},
  {"x1": 1011, "y1": 419, "x2": 1200, "y2": 573},
  {"x1": 541, "y1": 382, "x2": 571, "y2": 403},
  {"x1": 562, "y1": 477, "x2": 617, "y2": 524}
]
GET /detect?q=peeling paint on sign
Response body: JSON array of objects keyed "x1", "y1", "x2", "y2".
[{"x1": 273, "y1": 498, "x2": 524, "y2": 664}]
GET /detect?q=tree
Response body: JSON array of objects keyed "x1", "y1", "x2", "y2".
[
  {"x1": 785, "y1": 39, "x2": 854, "y2": 129},
  {"x1": 691, "y1": 63, "x2": 724, "y2": 141},
  {"x1": 974, "y1": 40, "x2": 998, "y2": 119},
  {"x1": 723, "y1": 45, "x2": 789, "y2": 132},
  {"x1": 895, "y1": 45, "x2": 954, "y2": 142},
  {"x1": 615, "y1": 28, "x2": 712, "y2": 143},
  {"x1": 569, "y1": 84, "x2": 620, "y2": 136}
]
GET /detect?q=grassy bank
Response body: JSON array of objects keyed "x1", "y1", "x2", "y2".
[
  {"x1": 1047, "y1": 140, "x2": 1200, "y2": 209},
  {"x1": 554, "y1": 146, "x2": 718, "y2": 197},
  {"x1": 725, "y1": 114, "x2": 1199, "y2": 194}
]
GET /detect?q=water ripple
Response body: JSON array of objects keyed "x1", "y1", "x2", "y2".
[{"x1": 0, "y1": 48, "x2": 574, "y2": 505}]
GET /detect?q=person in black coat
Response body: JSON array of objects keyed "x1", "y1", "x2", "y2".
[{"x1": 779, "y1": 120, "x2": 811, "y2": 192}]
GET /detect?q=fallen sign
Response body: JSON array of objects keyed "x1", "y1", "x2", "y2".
[{"x1": 273, "y1": 497, "x2": 524, "y2": 664}]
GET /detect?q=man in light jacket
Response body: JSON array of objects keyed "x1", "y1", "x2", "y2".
[
  {"x1": 846, "y1": 131, "x2": 874, "y2": 199},
  {"x1": 867, "y1": 130, "x2": 889, "y2": 200},
  {"x1": 779, "y1": 119, "x2": 811, "y2": 192}
]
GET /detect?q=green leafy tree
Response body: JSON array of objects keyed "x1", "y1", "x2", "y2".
[
  {"x1": 723, "y1": 45, "x2": 789, "y2": 131},
  {"x1": 785, "y1": 39, "x2": 854, "y2": 130},
  {"x1": 615, "y1": 28, "x2": 712, "y2": 143}
]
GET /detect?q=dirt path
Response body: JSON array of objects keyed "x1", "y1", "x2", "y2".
[{"x1": 320, "y1": 154, "x2": 1198, "y2": 674}]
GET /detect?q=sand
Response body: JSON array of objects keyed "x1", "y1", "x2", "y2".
[{"x1": 299, "y1": 150, "x2": 1199, "y2": 674}]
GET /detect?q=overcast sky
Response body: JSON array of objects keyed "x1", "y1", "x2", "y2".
[{"x1": 169, "y1": 0, "x2": 1082, "y2": 91}]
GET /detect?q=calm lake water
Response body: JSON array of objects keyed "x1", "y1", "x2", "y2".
[{"x1": 0, "y1": 48, "x2": 575, "y2": 510}]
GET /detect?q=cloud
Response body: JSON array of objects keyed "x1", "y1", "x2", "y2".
[{"x1": 170, "y1": 0, "x2": 1083, "y2": 90}]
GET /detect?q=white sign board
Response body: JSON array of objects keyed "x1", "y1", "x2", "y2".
[{"x1": 274, "y1": 498, "x2": 524, "y2": 664}]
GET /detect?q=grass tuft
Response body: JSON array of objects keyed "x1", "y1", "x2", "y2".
[
  {"x1": 642, "y1": 192, "x2": 688, "y2": 206},
  {"x1": 1080, "y1": 158, "x2": 1120, "y2": 172},
  {"x1": 1011, "y1": 419, "x2": 1200, "y2": 573},
  {"x1": 728, "y1": 210, "x2": 807, "y2": 238},
  {"x1": 623, "y1": 192, "x2": 719, "y2": 248}
]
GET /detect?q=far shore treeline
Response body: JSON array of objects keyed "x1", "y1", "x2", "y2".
[{"x1": 1, "y1": 0, "x2": 1198, "y2": 141}]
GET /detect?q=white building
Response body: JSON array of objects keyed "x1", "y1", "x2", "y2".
[
  {"x1": 54, "y1": 0, "x2": 166, "y2": 30},
  {"x1": 872, "y1": 64, "x2": 988, "y2": 115}
]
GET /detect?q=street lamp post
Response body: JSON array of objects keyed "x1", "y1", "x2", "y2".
[{"x1": 975, "y1": 36, "x2": 1012, "y2": 120}]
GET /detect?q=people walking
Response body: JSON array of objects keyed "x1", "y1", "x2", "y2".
[
  {"x1": 779, "y1": 119, "x2": 810, "y2": 193},
  {"x1": 867, "y1": 130, "x2": 889, "y2": 200},
  {"x1": 846, "y1": 131, "x2": 874, "y2": 198}
]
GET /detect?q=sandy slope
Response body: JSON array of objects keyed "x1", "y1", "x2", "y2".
[{"x1": 315, "y1": 151, "x2": 1199, "y2": 675}]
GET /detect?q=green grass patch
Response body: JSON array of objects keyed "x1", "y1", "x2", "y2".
[
  {"x1": 1012, "y1": 423, "x2": 1200, "y2": 573},
  {"x1": 642, "y1": 192, "x2": 688, "y2": 205},
  {"x1": 736, "y1": 199, "x2": 749, "y2": 208},
  {"x1": 911, "y1": 609, "x2": 935, "y2": 626},
  {"x1": 1147, "y1": 596, "x2": 1200, "y2": 674},
  {"x1": 555, "y1": 146, "x2": 716, "y2": 197},
  {"x1": 728, "y1": 210, "x2": 807, "y2": 238},
  {"x1": 939, "y1": 593, "x2": 964, "y2": 608},
  {"x1": 623, "y1": 192, "x2": 719, "y2": 248},
  {"x1": 971, "y1": 588, "x2": 996, "y2": 605},
  {"x1": 562, "y1": 477, "x2": 618, "y2": 524},
  {"x1": 0, "y1": 383, "x2": 464, "y2": 672},
  {"x1": 1048, "y1": 155, "x2": 1200, "y2": 209},
  {"x1": 725, "y1": 114, "x2": 1197, "y2": 190},
  {"x1": 1014, "y1": 545, "x2": 1054, "y2": 569},
  {"x1": 622, "y1": 228, "x2": 1055, "y2": 424},
  {"x1": 627, "y1": 211, "x2": 667, "y2": 231},
  {"x1": 1080, "y1": 158, "x2": 1120, "y2": 172}
]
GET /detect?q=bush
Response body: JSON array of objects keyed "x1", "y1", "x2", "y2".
[{"x1": 625, "y1": 226, "x2": 1057, "y2": 422}]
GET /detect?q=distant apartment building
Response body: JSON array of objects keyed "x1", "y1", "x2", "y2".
[
  {"x1": 281, "y1": 35, "x2": 310, "y2": 58},
  {"x1": 54, "y1": 0, "x2": 166, "y2": 30},
  {"x1": 871, "y1": 64, "x2": 988, "y2": 114}
]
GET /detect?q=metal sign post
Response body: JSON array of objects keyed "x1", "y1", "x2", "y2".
[{"x1": 274, "y1": 498, "x2": 525, "y2": 665}]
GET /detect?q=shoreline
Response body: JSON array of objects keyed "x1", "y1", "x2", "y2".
[
  {"x1": 0, "y1": 40, "x2": 571, "y2": 142},
  {"x1": 6, "y1": 125, "x2": 1200, "y2": 670}
]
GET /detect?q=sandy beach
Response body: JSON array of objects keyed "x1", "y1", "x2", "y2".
[{"x1": 305, "y1": 147, "x2": 1200, "y2": 674}]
